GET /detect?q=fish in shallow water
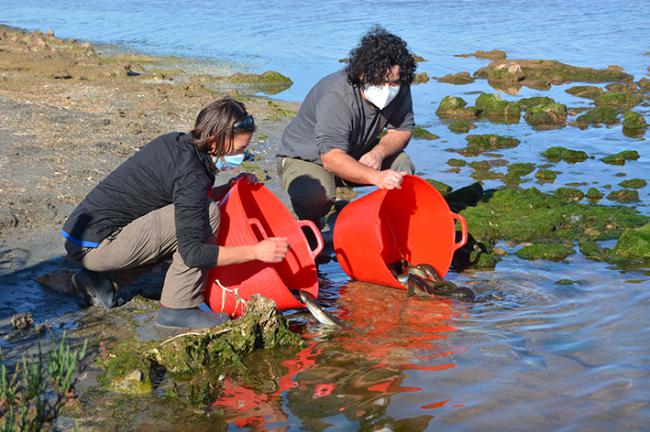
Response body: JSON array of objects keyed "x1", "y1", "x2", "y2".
[
  {"x1": 392, "y1": 261, "x2": 476, "y2": 302},
  {"x1": 299, "y1": 291, "x2": 343, "y2": 327}
]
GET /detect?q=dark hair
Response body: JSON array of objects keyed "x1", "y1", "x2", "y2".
[
  {"x1": 345, "y1": 25, "x2": 416, "y2": 87},
  {"x1": 191, "y1": 97, "x2": 255, "y2": 156}
]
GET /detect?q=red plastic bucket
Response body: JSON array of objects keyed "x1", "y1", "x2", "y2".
[
  {"x1": 333, "y1": 175, "x2": 468, "y2": 289},
  {"x1": 204, "y1": 180, "x2": 323, "y2": 317}
]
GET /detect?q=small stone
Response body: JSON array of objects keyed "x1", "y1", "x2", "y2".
[{"x1": 11, "y1": 313, "x2": 34, "y2": 331}]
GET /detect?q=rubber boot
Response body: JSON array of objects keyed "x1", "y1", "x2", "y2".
[
  {"x1": 155, "y1": 306, "x2": 229, "y2": 329},
  {"x1": 72, "y1": 269, "x2": 116, "y2": 309}
]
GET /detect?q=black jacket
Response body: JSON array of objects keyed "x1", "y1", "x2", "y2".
[{"x1": 62, "y1": 132, "x2": 219, "y2": 268}]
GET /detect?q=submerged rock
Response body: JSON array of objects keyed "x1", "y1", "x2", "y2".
[
  {"x1": 459, "y1": 134, "x2": 520, "y2": 156},
  {"x1": 435, "y1": 96, "x2": 478, "y2": 119},
  {"x1": 524, "y1": 103, "x2": 567, "y2": 128},
  {"x1": 413, "y1": 72, "x2": 430, "y2": 84},
  {"x1": 607, "y1": 189, "x2": 640, "y2": 203},
  {"x1": 566, "y1": 85, "x2": 604, "y2": 99},
  {"x1": 516, "y1": 242, "x2": 575, "y2": 261},
  {"x1": 437, "y1": 71, "x2": 475, "y2": 84},
  {"x1": 541, "y1": 146, "x2": 589, "y2": 163},
  {"x1": 474, "y1": 59, "x2": 632, "y2": 91},
  {"x1": 456, "y1": 49, "x2": 507, "y2": 60},
  {"x1": 504, "y1": 163, "x2": 536, "y2": 184},
  {"x1": 212, "y1": 70, "x2": 293, "y2": 94},
  {"x1": 554, "y1": 187, "x2": 585, "y2": 203},
  {"x1": 447, "y1": 120, "x2": 476, "y2": 133},
  {"x1": 515, "y1": 96, "x2": 556, "y2": 111},
  {"x1": 475, "y1": 93, "x2": 521, "y2": 122},
  {"x1": 586, "y1": 188, "x2": 604, "y2": 202},
  {"x1": 575, "y1": 106, "x2": 619, "y2": 127},
  {"x1": 601, "y1": 150, "x2": 640, "y2": 165},
  {"x1": 447, "y1": 158, "x2": 467, "y2": 167},
  {"x1": 609, "y1": 223, "x2": 650, "y2": 264}
]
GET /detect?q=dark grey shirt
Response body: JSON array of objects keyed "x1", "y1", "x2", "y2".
[{"x1": 278, "y1": 71, "x2": 414, "y2": 164}]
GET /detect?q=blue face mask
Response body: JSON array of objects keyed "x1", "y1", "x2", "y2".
[{"x1": 213, "y1": 153, "x2": 245, "y2": 171}]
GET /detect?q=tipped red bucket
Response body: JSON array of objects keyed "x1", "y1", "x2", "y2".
[
  {"x1": 333, "y1": 175, "x2": 467, "y2": 289},
  {"x1": 204, "y1": 180, "x2": 323, "y2": 317}
]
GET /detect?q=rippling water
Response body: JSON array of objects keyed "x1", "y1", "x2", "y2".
[{"x1": 1, "y1": 1, "x2": 649, "y2": 430}]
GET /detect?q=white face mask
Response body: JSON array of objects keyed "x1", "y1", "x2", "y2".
[{"x1": 363, "y1": 83, "x2": 401, "y2": 109}]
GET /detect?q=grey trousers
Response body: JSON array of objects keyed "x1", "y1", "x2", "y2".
[
  {"x1": 65, "y1": 202, "x2": 221, "y2": 309},
  {"x1": 277, "y1": 151, "x2": 415, "y2": 227}
]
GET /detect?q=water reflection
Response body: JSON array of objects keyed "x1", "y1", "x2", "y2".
[{"x1": 211, "y1": 282, "x2": 465, "y2": 430}]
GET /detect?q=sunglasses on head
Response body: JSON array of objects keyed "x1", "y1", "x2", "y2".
[{"x1": 233, "y1": 115, "x2": 255, "y2": 131}]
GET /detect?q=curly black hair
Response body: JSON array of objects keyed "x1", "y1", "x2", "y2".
[{"x1": 345, "y1": 25, "x2": 417, "y2": 87}]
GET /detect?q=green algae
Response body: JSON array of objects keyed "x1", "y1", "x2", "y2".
[
  {"x1": 556, "y1": 279, "x2": 576, "y2": 285},
  {"x1": 516, "y1": 242, "x2": 575, "y2": 261},
  {"x1": 586, "y1": 188, "x2": 604, "y2": 202},
  {"x1": 412, "y1": 127, "x2": 439, "y2": 140},
  {"x1": 459, "y1": 134, "x2": 520, "y2": 156},
  {"x1": 212, "y1": 70, "x2": 293, "y2": 94},
  {"x1": 618, "y1": 178, "x2": 647, "y2": 189},
  {"x1": 459, "y1": 187, "x2": 648, "y2": 248},
  {"x1": 535, "y1": 169, "x2": 558, "y2": 184},
  {"x1": 438, "y1": 71, "x2": 474, "y2": 84},
  {"x1": 435, "y1": 96, "x2": 478, "y2": 119},
  {"x1": 601, "y1": 150, "x2": 640, "y2": 165},
  {"x1": 541, "y1": 146, "x2": 589, "y2": 163},
  {"x1": 524, "y1": 103, "x2": 567, "y2": 128},
  {"x1": 575, "y1": 106, "x2": 619, "y2": 127},
  {"x1": 447, "y1": 120, "x2": 476, "y2": 133},
  {"x1": 622, "y1": 111, "x2": 648, "y2": 129},
  {"x1": 447, "y1": 158, "x2": 467, "y2": 167},
  {"x1": 565, "y1": 85, "x2": 604, "y2": 99},
  {"x1": 456, "y1": 49, "x2": 507, "y2": 60},
  {"x1": 554, "y1": 187, "x2": 585, "y2": 203},
  {"x1": 607, "y1": 189, "x2": 640, "y2": 203},
  {"x1": 594, "y1": 91, "x2": 643, "y2": 111},
  {"x1": 475, "y1": 93, "x2": 521, "y2": 122}
]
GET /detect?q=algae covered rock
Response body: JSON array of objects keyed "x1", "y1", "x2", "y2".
[
  {"x1": 504, "y1": 163, "x2": 536, "y2": 184},
  {"x1": 413, "y1": 72, "x2": 430, "y2": 84},
  {"x1": 554, "y1": 187, "x2": 584, "y2": 203},
  {"x1": 436, "y1": 96, "x2": 478, "y2": 119},
  {"x1": 601, "y1": 150, "x2": 640, "y2": 165},
  {"x1": 607, "y1": 189, "x2": 639, "y2": 203},
  {"x1": 438, "y1": 72, "x2": 475, "y2": 84},
  {"x1": 412, "y1": 127, "x2": 439, "y2": 140},
  {"x1": 566, "y1": 85, "x2": 604, "y2": 99},
  {"x1": 99, "y1": 295, "x2": 303, "y2": 394},
  {"x1": 524, "y1": 103, "x2": 567, "y2": 128},
  {"x1": 515, "y1": 96, "x2": 556, "y2": 111},
  {"x1": 475, "y1": 93, "x2": 521, "y2": 121},
  {"x1": 425, "y1": 179, "x2": 452, "y2": 195},
  {"x1": 575, "y1": 106, "x2": 619, "y2": 127},
  {"x1": 456, "y1": 49, "x2": 507, "y2": 60},
  {"x1": 516, "y1": 242, "x2": 575, "y2": 261},
  {"x1": 594, "y1": 91, "x2": 643, "y2": 111},
  {"x1": 586, "y1": 188, "x2": 604, "y2": 202},
  {"x1": 459, "y1": 134, "x2": 520, "y2": 156},
  {"x1": 618, "y1": 178, "x2": 647, "y2": 189},
  {"x1": 535, "y1": 169, "x2": 558, "y2": 183},
  {"x1": 213, "y1": 70, "x2": 293, "y2": 94},
  {"x1": 541, "y1": 146, "x2": 588, "y2": 163},
  {"x1": 447, "y1": 158, "x2": 467, "y2": 167},
  {"x1": 475, "y1": 59, "x2": 633, "y2": 91},
  {"x1": 444, "y1": 182, "x2": 484, "y2": 212},
  {"x1": 609, "y1": 223, "x2": 650, "y2": 264},
  {"x1": 622, "y1": 111, "x2": 648, "y2": 130},
  {"x1": 447, "y1": 120, "x2": 476, "y2": 134}
]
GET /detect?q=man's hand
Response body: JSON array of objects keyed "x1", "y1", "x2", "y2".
[
  {"x1": 358, "y1": 150, "x2": 383, "y2": 170},
  {"x1": 373, "y1": 169, "x2": 407, "y2": 190},
  {"x1": 254, "y1": 237, "x2": 289, "y2": 263}
]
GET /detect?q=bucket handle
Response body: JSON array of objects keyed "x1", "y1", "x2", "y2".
[
  {"x1": 248, "y1": 218, "x2": 269, "y2": 240},
  {"x1": 297, "y1": 220, "x2": 324, "y2": 259},
  {"x1": 451, "y1": 212, "x2": 468, "y2": 250}
]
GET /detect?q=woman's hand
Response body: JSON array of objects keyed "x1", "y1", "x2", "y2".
[{"x1": 254, "y1": 237, "x2": 289, "y2": 263}]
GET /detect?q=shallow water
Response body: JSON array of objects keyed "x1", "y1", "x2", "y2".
[{"x1": 1, "y1": 1, "x2": 650, "y2": 430}]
